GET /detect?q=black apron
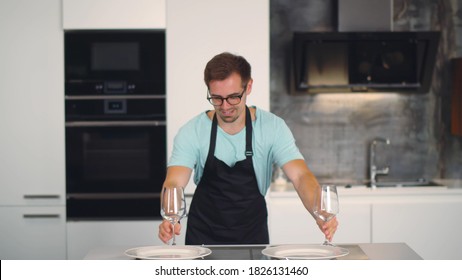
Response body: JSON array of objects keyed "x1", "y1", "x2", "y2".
[{"x1": 185, "y1": 106, "x2": 269, "y2": 245}]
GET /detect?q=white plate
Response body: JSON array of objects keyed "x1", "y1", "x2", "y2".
[
  {"x1": 262, "y1": 244, "x2": 349, "y2": 260},
  {"x1": 125, "y1": 245, "x2": 212, "y2": 260}
]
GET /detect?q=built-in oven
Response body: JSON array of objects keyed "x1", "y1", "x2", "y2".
[
  {"x1": 65, "y1": 97, "x2": 165, "y2": 220},
  {"x1": 65, "y1": 30, "x2": 166, "y2": 220}
]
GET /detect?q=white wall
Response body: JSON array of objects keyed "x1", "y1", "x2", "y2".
[{"x1": 166, "y1": 0, "x2": 270, "y2": 192}]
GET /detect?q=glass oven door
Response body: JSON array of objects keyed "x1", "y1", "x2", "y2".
[{"x1": 65, "y1": 121, "x2": 165, "y2": 220}]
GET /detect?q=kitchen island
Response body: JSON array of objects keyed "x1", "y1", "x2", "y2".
[
  {"x1": 72, "y1": 182, "x2": 462, "y2": 260},
  {"x1": 84, "y1": 243, "x2": 421, "y2": 260}
]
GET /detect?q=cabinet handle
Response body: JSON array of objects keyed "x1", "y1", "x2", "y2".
[
  {"x1": 67, "y1": 193, "x2": 160, "y2": 199},
  {"x1": 23, "y1": 195, "x2": 60, "y2": 199},
  {"x1": 23, "y1": 214, "x2": 60, "y2": 218}
]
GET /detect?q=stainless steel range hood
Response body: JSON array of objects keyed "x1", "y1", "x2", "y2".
[{"x1": 291, "y1": 0, "x2": 440, "y2": 93}]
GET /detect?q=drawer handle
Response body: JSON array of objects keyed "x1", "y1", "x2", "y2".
[
  {"x1": 23, "y1": 195, "x2": 60, "y2": 199},
  {"x1": 23, "y1": 214, "x2": 60, "y2": 218}
]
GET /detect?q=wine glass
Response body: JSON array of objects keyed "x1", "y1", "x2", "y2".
[
  {"x1": 313, "y1": 184, "x2": 339, "y2": 246},
  {"x1": 160, "y1": 186, "x2": 187, "y2": 245}
]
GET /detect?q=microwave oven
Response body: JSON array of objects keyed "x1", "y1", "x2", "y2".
[{"x1": 65, "y1": 30, "x2": 165, "y2": 95}]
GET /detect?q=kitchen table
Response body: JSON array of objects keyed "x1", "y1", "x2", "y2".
[{"x1": 84, "y1": 243, "x2": 422, "y2": 260}]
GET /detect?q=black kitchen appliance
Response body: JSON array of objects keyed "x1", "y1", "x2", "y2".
[
  {"x1": 292, "y1": 31, "x2": 440, "y2": 93},
  {"x1": 65, "y1": 30, "x2": 165, "y2": 95},
  {"x1": 65, "y1": 30, "x2": 166, "y2": 220}
]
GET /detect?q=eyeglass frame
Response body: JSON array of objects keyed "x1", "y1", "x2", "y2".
[{"x1": 206, "y1": 85, "x2": 247, "y2": 106}]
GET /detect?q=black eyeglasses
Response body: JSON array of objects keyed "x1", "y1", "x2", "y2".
[{"x1": 207, "y1": 87, "x2": 246, "y2": 106}]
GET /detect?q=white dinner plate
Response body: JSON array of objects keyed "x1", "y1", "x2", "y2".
[
  {"x1": 262, "y1": 244, "x2": 349, "y2": 260},
  {"x1": 125, "y1": 245, "x2": 212, "y2": 260}
]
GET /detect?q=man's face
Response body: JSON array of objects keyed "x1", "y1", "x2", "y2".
[{"x1": 208, "y1": 72, "x2": 250, "y2": 124}]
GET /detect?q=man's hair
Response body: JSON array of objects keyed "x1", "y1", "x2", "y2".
[{"x1": 204, "y1": 52, "x2": 251, "y2": 89}]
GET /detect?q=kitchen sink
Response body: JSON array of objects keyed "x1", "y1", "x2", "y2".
[
  {"x1": 372, "y1": 178, "x2": 446, "y2": 188},
  {"x1": 343, "y1": 179, "x2": 446, "y2": 188}
]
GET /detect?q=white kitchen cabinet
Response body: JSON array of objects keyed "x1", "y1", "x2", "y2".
[
  {"x1": 0, "y1": 0, "x2": 65, "y2": 206},
  {"x1": 166, "y1": 0, "x2": 270, "y2": 194},
  {"x1": 67, "y1": 197, "x2": 193, "y2": 259},
  {"x1": 372, "y1": 193, "x2": 462, "y2": 260},
  {"x1": 62, "y1": 0, "x2": 166, "y2": 29},
  {"x1": 0, "y1": 206, "x2": 66, "y2": 259},
  {"x1": 0, "y1": 0, "x2": 66, "y2": 260},
  {"x1": 267, "y1": 188, "x2": 371, "y2": 244},
  {"x1": 269, "y1": 186, "x2": 462, "y2": 259},
  {"x1": 67, "y1": 220, "x2": 165, "y2": 259}
]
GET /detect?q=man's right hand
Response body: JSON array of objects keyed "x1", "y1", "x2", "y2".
[
  {"x1": 315, "y1": 216, "x2": 338, "y2": 242},
  {"x1": 158, "y1": 219, "x2": 181, "y2": 244}
]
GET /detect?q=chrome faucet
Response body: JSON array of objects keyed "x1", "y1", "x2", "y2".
[{"x1": 369, "y1": 137, "x2": 390, "y2": 189}]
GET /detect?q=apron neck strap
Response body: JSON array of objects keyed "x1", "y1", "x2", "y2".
[
  {"x1": 244, "y1": 106, "x2": 253, "y2": 158},
  {"x1": 209, "y1": 106, "x2": 253, "y2": 159}
]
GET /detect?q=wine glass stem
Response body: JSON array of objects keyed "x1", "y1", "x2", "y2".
[{"x1": 171, "y1": 223, "x2": 176, "y2": 246}]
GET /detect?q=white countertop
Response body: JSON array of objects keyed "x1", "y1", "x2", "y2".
[{"x1": 269, "y1": 179, "x2": 462, "y2": 199}]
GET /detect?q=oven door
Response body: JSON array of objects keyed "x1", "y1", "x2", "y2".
[{"x1": 65, "y1": 121, "x2": 165, "y2": 220}]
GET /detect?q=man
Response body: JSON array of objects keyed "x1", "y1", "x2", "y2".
[{"x1": 158, "y1": 52, "x2": 338, "y2": 245}]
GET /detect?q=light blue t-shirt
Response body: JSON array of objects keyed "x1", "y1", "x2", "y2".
[{"x1": 168, "y1": 106, "x2": 304, "y2": 196}]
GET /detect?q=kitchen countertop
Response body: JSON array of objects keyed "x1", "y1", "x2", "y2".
[
  {"x1": 84, "y1": 243, "x2": 422, "y2": 260},
  {"x1": 269, "y1": 179, "x2": 462, "y2": 199}
]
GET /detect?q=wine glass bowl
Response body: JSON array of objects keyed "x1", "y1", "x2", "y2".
[
  {"x1": 160, "y1": 186, "x2": 187, "y2": 245},
  {"x1": 313, "y1": 184, "x2": 339, "y2": 246}
]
